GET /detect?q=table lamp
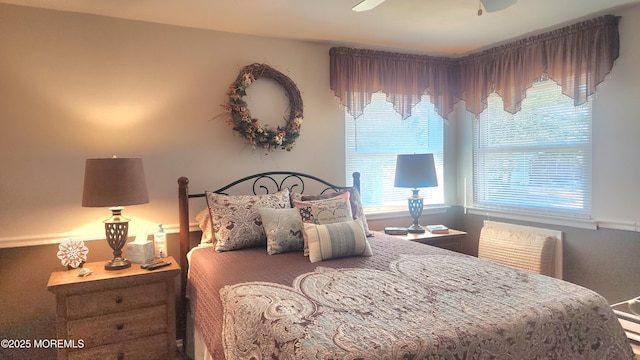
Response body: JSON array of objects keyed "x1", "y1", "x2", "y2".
[
  {"x1": 82, "y1": 157, "x2": 149, "y2": 270},
  {"x1": 394, "y1": 153, "x2": 438, "y2": 233}
]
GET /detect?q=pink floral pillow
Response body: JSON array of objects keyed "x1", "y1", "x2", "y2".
[
  {"x1": 291, "y1": 188, "x2": 372, "y2": 236},
  {"x1": 292, "y1": 191, "x2": 353, "y2": 256},
  {"x1": 206, "y1": 189, "x2": 291, "y2": 252}
]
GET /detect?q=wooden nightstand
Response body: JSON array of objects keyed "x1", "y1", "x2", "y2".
[
  {"x1": 47, "y1": 256, "x2": 180, "y2": 360},
  {"x1": 393, "y1": 229, "x2": 467, "y2": 252}
]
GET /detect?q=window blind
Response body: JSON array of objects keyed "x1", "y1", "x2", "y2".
[
  {"x1": 474, "y1": 79, "x2": 592, "y2": 218},
  {"x1": 346, "y1": 92, "x2": 444, "y2": 207}
]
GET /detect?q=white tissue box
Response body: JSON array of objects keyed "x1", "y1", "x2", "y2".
[{"x1": 127, "y1": 241, "x2": 154, "y2": 264}]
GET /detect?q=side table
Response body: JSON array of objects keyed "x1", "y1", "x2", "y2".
[
  {"x1": 392, "y1": 228, "x2": 467, "y2": 252},
  {"x1": 47, "y1": 256, "x2": 180, "y2": 360}
]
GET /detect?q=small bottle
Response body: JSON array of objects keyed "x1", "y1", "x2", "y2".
[{"x1": 154, "y1": 224, "x2": 167, "y2": 258}]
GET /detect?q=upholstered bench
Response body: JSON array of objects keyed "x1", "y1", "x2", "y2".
[{"x1": 478, "y1": 220, "x2": 562, "y2": 279}]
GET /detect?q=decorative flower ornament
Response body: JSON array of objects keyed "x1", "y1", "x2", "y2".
[
  {"x1": 57, "y1": 239, "x2": 89, "y2": 268},
  {"x1": 223, "y1": 63, "x2": 303, "y2": 152}
]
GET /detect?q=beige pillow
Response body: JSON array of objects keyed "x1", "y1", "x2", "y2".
[
  {"x1": 195, "y1": 208, "x2": 214, "y2": 244},
  {"x1": 206, "y1": 189, "x2": 291, "y2": 252},
  {"x1": 304, "y1": 219, "x2": 372, "y2": 263}
]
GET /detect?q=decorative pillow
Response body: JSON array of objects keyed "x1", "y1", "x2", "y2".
[
  {"x1": 293, "y1": 191, "x2": 353, "y2": 256},
  {"x1": 206, "y1": 189, "x2": 291, "y2": 252},
  {"x1": 195, "y1": 208, "x2": 214, "y2": 244},
  {"x1": 293, "y1": 191, "x2": 353, "y2": 224},
  {"x1": 304, "y1": 219, "x2": 372, "y2": 263},
  {"x1": 258, "y1": 207, "x2": 304, "y2": 255},
  {"x1": 292, "y1": 187, "x2": 372, "y2": 236}
]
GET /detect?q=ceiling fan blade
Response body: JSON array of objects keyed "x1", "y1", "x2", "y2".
[
  {"x1": 352, "y1": 0, "x2": 386, "y2": 12},
  {"x1": 480, "y1": 0, "x2": 517, "y2": 13}
]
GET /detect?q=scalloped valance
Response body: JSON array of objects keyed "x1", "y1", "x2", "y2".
[{"x1": 330, "y1": 15, "x2": 620, "y2": 121}]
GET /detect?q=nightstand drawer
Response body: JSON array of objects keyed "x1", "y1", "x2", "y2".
[
  {"x1": 67, "y1": 305, "x2": 166, "y2": 348},
  {"x1": 68, "y1": 333, "x2": 168, "y2": 360},
  {"x1": 66, "y1": 282, "x2": 166, "y2": 318}
]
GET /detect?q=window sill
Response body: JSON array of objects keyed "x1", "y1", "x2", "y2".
[
  {"x1": 465, "y1": 207, "x2": 598, "y2": 230},
  {"x1": 364, "y1": 205, "x2": 449, "y2": 220}
]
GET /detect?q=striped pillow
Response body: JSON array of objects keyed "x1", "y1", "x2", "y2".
[{"x1": 304, "y1": 219, "x2": 372, "y2": 263}]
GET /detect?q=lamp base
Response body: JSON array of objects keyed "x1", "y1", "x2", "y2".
[
  {"x1": 103, "y1": 207, "x2": 132, "y2": 271},
  {"x1": 104, "y1": 257, "x2": 131, "y2": 270},
  {"x1": 407, "y1": 224, "x2": 426, "y2": 234},
  {"x1": 407, "y1": 190, "x2": 425, "y2": 234}
]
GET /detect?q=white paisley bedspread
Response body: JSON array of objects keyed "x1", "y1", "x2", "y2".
[{"x1": 220, "y1": 253, "x2": 633, "y2": 359}]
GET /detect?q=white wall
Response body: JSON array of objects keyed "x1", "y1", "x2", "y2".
[
  {"x1": 0, "y1": 4, "x2": 349, "y2": 246},
  {"x1": 590, "y1": 5, "x2": 640, "y2": 228}
]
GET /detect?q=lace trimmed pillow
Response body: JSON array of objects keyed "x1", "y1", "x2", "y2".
[
  {"x1": 291, "y1": 188, "x2": 372, "y2": 237},
  {"x1": 292, "y1": 191, "x2": 353, "y2": 256},
  {"x1": 304, "y1": 218, "x2": 372, "y2": 263},
  {"x1": 206, "y1": 188, "x2": 291, "y2": 252}
]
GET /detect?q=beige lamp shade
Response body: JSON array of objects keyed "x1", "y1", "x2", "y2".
[{"x1": 82, "y1": 157, "x2": 149, "y2": 207}]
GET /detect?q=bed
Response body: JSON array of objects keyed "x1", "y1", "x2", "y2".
[{"x1": 177, "y1": 171, "x2": 633, "y2": 360}]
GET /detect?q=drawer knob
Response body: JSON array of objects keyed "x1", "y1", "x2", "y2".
[
  {"x1": 116, "y1": 323, "x2": 124, "y2": 330},
  {"x1": 115, "y1": 295, "x2": 123, "y2": 304},
  {"x1": 117, "y1": 352, "x2": 125, "y2": 360}
]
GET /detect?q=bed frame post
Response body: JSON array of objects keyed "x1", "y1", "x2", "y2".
[
  {"x1": 178, "y1": 177, "x2": 190, "y2": 287},
  {"x1": 177, "y1": 176, "x2": 190, "y2": 346}
]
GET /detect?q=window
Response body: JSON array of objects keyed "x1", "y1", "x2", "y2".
[
  {"x1": 346, "y1": 92, "x2": 444, "y2": 208},
  {"x1": 473, "y1": 78, "x2": 592, "y2": 218}
]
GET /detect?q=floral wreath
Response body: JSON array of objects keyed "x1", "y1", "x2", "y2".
[{"x1": 223, "y1": 63, "x2": 303, "y2": 151}]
